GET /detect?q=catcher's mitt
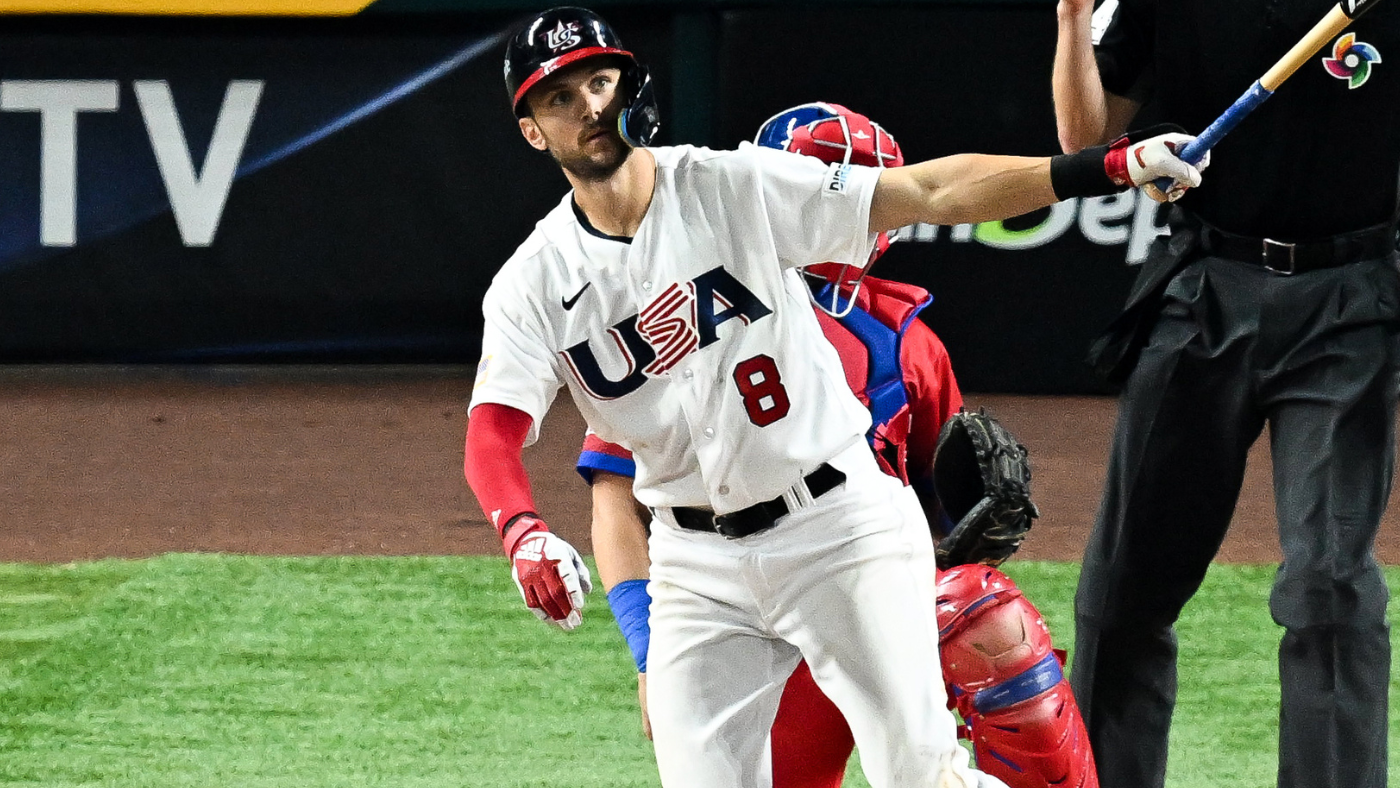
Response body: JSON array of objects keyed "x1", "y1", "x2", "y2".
[{"x1": 931, "y1": 409, "x2": 1039, "y2": 571}]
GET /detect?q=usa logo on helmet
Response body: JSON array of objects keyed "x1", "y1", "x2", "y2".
[{"x1": 544, "y1": 20, "x2": 581, "y2": 52}]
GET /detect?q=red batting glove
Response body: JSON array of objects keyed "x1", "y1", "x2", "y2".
[
  {"x1": 505, "y1": 515, "x2": 593, "y2": 631},
  {"x1": 1104, "y1": 131, "x2": 1210, "y2": 203}
]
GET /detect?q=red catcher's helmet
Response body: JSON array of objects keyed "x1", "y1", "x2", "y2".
[
  {"x1": 752, "y1": 102, "x2": 904, "y2": 316},
  {"x1": 503, "y1": 6, "x2": 660, "y2": 147}
]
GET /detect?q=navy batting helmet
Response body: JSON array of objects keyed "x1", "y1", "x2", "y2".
[{"x1": 503, "y1": 6, "x2": 661, "y2": 147}]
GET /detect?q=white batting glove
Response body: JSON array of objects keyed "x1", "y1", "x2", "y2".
[
  {"x1": 1115, "y1": 133, "x2": 1211, "y2": 203},
  {"x1": 510, "y1": 528, "x2": 593, "y2": 631}
]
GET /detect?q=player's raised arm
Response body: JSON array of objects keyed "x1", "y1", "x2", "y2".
[
  {"x1": 870, "y1": 155, "x2": 1054, "y2": 229},
  {"x1": 868, "y1": 132, "x2": 1204, "y2": 232},
  {"x1": 1053, "y1": 0, "x2": 1145, "y2": 152}
]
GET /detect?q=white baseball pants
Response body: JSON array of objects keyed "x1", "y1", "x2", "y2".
[{"x1": 645, "y1": 441, "x2": 1009, "y2": 788}]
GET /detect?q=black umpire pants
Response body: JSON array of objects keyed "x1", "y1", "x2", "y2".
[{"x1": 1072, "y1": 252, "x2": 1399, "y2": 788}]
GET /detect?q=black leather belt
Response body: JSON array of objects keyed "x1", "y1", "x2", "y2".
[
  {"x1": 1199, "y1": 221, "x2": 1397, "y2": 276},
  {"x1": 668, "y1": 463, "x2": 847, "y2": 539}
]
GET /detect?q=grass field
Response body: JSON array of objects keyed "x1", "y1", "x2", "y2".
[{"x1": 1, "y1": 555, "x2": 1397, "y2": 787}]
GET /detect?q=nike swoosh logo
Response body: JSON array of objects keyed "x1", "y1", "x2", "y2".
[{"x1": 562, "y1": 282, "x2": 592, "y2": 310}]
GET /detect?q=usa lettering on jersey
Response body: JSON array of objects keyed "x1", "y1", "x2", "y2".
[{"x1": 560, "y1": 266, "x2": 774, "y2": 399}]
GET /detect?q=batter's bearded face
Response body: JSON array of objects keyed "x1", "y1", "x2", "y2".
[{"x1": 519, "y1": 62, "x2": 630, "y2": 182}]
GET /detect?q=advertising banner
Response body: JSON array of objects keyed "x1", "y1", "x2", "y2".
[
  {"x1": 0, "y1": 7, "x2": 1146, "y2": 393},
  {"x1": 0, "y1": 14, "x2": 670, "y2": 362}
]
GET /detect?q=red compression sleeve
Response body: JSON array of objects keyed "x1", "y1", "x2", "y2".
[{"x1": 464, "y1": 403, "x2": 546, "y2": 555}]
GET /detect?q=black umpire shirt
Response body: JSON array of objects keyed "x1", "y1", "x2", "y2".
[{"x1": 1094, "y1": 0, "x2": 1400, "y2": 240}]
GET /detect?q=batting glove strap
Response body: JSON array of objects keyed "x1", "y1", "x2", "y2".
[
  {"x1": 501, "y1": 511, "x2": 547, "y2": 557},
  {"x1": 606, "y1": 579, "x2": 652, "y2": 673},
  {"x1": 1103, "y1": 136, "x2": 1133, "y2": 187}
]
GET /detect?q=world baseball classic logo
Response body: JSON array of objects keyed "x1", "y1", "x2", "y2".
[{"x1": 1323, "y1": 32, "x2": 1382, "y2": 89}]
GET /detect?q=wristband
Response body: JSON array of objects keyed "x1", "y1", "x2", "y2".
[
  {"x1": 501, "y1": 512, "x2": 547, "y2": 557},
  {"x1": 1049, "y1": 142, "x2": 1120, "y2": 200},
  {"x1": 606, "y1": 579, "x2": 652, "y2": 673}
]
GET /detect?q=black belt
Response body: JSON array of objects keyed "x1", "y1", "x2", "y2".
[
  {"x1": 1199, "y1": 221, "x2": 1397, "y2": 276},
  {"x1": 668, "y1": 463, "x2": 847, "y2": 539}
]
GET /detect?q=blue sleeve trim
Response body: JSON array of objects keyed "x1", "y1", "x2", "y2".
[
  {"x1": 606, "y1": 579, "x2": 651, "y2": 673},
  {"x1": 575, "y1": 451, "x2": 637, "y2": 485}
]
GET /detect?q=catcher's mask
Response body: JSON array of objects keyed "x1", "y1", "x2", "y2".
[
  {"x1": 753, "y1": 102, "x2": 904, "y2": 317},
  {"x1": 504, "y1": 6, "x2": 660, "y2": 148}
]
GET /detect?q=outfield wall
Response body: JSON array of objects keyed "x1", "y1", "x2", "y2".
[{"x1": 0, "y1": 1, "x2": 1154, "y2": 393}]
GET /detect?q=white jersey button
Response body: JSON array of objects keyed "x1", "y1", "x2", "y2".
[
  {"x1": 683, "y1": 369, "x2": 694, "y2": 379},
  {"x1": 642, "y1": 280, "x2": 653, "y2": 290},
  {"x1": 718, "y1": 485, "x2": 730, "y2": 495},
  {"x1": 703, "y1": 427, "x2": 715, "y2": 438}
]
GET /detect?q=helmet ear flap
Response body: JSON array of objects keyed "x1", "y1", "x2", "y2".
[{"x1": 618, "y1": 64, "x2": 661, "y2": 147}]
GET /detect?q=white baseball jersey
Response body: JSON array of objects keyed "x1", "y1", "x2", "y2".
[{"x1": 471, "y1": 143, "x2": 881, "y2": 514}]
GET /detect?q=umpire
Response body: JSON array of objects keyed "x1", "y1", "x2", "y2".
[{"x1": 1053, "y1": 1, "x2": 1400, "y2": 787}]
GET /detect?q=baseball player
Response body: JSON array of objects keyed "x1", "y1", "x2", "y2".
[
  {"x1": 580, "y1": 102, "x2": 1098, "y2": 788},
  {"x1": 464, "y1": 7, "x2": 1203, "y2": 787}
]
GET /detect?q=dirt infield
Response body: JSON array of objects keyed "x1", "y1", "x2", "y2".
[{"x1": 1, "y1": 366, "x2": 1397, "y2": 565}]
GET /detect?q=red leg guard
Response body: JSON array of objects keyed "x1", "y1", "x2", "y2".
[
  {"x1": 936, "y1": 565, "x2": 1098, "y2": 788},
  {"x1": 967, "y1": 680, "x2": 1095, "y2": 788},
  {"x1": 771, "y1": 660, "x2": 854, "y2": 788}
]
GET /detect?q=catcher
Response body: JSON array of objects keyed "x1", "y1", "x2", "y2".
[{"x1": 579, "y1": 102, "x2": 1097, "y2": 788}]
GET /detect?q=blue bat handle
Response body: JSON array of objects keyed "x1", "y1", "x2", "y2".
[{"x1": 1151, "y1": 81, "x2": 1273, "y2": 191}]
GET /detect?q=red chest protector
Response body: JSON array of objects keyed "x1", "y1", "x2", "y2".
[{"x1": 808, "y1": 270, "x2": 931, "y2": 483}]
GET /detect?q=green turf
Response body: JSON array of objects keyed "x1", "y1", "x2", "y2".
[{"x1": 0, "y1": 556, "x2": 1396, "y2": 788}]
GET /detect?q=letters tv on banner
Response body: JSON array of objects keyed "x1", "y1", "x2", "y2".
[
  {"x1": 0, "y1": 14, "x2": 680, "y2": 365},
  {"x1": 0, "y1": 15, "x2": 672, "y2": 363}
]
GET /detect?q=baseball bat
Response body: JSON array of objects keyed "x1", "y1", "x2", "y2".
[{"x1": 1153, "y1": 0, "x2": 1384, "y2": 191}]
